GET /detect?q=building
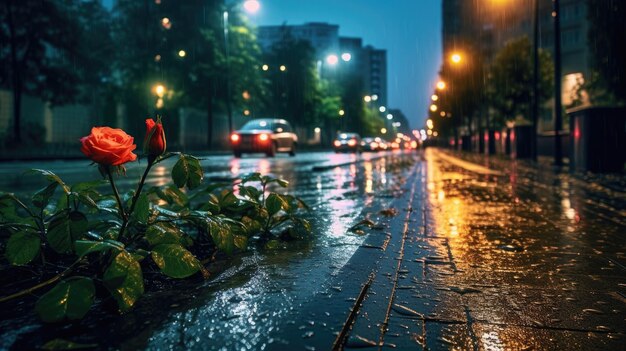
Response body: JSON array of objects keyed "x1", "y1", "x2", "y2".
[
  {"x1": 442, "y1": 0, "x2": 591, "y2": 132},
  {"x1": 362, "y1": 46, "x2": 388, "y2": 108}
]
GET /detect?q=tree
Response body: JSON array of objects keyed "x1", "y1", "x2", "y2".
[
  {"x1": 0, "y1": 0, "x2": 81, "y2": 144},
  {"x1": 487, "y1": 36, "x2": 553, "y2": 128},
  {"x1": 587, "y1": 0, "x2": 626, "y2": 105}
]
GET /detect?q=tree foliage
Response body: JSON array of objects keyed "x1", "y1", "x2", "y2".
[{"x1": 487, "y1": 36, "x2": 553, "y2": 128}]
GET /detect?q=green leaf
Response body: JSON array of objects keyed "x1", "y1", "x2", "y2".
[
  {"x1": 6, "y1": 231, "x2": 41, "y2": 265},
  {"x1": 35, "y1": 277, "x2": 95, "y2": 323},
  {"x1": 74, "y1": 240, "x2": 123, "y2": 258},
  {"x1": 72, "y1": 180, "x2": 106, "y2": 193},
  {"x1": 233, "y1": 235, "x2": 248, "y2": 250},
  {"x1": 276, "y1": 179, "x2": 289, "y2": 187},
  {"x1": 28, "y1": 169, "x2": 71, "y2": 195},
  {"x1": 151, "y1": 244, "x2": 201, "y2": 278},
  {"x1": 0, "y1": 195, "x2": 21, "y2": 222},
  {"x1": 265, "y1": 193, "x2": 288, "y2": 216},
  {"x1": 162, "y1": 186, "x2": 188, "y2": 207},
  {"x1": 145, "y1": 224, "x2": 182, "y2": 246},
  {"x1": 209, "y1": 220, "x2": 235, "y2": 255},
  {"x1": 41, "y1": 338, "x2": 98, "y2": 350},
  {"x1": 240, "y1": 173, "x2": 262, "y2": 184},
  {"x1": 172, "y1": 155, "x2": 204, "y2": 189},
  {"x1": 32, "y1": 182, "x2": 58, "y2": 209},
  {"x1": 131, "y1": 193, "x2": 150, "y2": 223},
  {"x1": 103, "y1": 250, "x2": 144, "y2": 312},
  {"x1": 74, "y1": 192, "x2": 99, "y2": 211},
  {"x1": 218, "y1": 190, "x2": 240, "y2": 210},
  {"x1": 47, "y1": 211, "x2": 88, "y2": 254}
]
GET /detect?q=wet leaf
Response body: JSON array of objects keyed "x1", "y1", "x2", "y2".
[
  {"x1": 379, "y1": 208, "x2": 398, "y2": 217},
  {"x1": 172, "y1": 155, "x2": 203, "y2": 189},
  {"x1": 241, "y1": 172, "x2": 262, "y2": 183},
  {"x1": 131, "y1": 193, "x2": 149, "y2": 223},
  {"x1": 145, "y1": 224, "x2": 182, "y2": 246},
  {"x1": 35, "y1": 277, "x2": 95, "y2": 323},
  {"x1": 6, "y1": 231, "x2": 41, "y2": 265},
  {"x1": 233, "y1": 235, "x2": 248, "y2": 250},
  {"x1": 32, "y1": 182, "x2": 58, "y2": 209},
  {"x1": 41, "y1": 338, "x2": 98, "y2": 350},
  {"x1": 47, "y1": 211, "x2": 88, "y2": 253},
  {"x1": 28, "y1": 169, "x2": 71, "y2": 195},
  {"x1": 209, "y1": 220, "x2": 235, "y2": 255},
  {"x1": 276, "y1": 179, "x2": 289, "y2": 187},
  {"x1": 151, "y1": 244, "x2": 201, "y2": 278},
  {"x1": 74, "y1": 240, "x2": 123, "y2": 258},
  {"x1": 266, "y1": 193, "x2": 288, "y2": 216},
  {"x1": 0, "y1": 195, "x2": 21, "y2": 222},
  {"x1": 348, "y1": 219, "x2": 376, "y2": 233},
  {"x1": 103, "y1": 250, "x2": 144, "y2": 312}
]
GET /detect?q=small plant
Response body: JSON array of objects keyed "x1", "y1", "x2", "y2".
[{"x1": 0, "y1": 117, "x2": 309, "y2": 323}]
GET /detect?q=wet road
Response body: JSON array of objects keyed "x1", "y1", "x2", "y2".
[{"x1": 1, "y1": 148, "x2": 625, "y2": 350}]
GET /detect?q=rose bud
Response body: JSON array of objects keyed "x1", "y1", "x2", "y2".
[
  {"x1": 80, "y1": 127, "x2": 138, "y2": 167},
  {"x1": 143, "y1": 116, "x2": 166, "y2": 162}
]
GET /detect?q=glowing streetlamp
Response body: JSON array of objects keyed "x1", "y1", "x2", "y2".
[
  {"x1": 426, "y1": 119, "x2": 434, "y2": 130},
  {"x1": 379, "y1": 106, "x2": 386, "y2": 113},
  {"x1": 436, "y1": 81, "x2": 446, "y2": 90},
  {"x1": 243, "y1": 0, "x2": 261, "y2": 14},
  {"x1": 451, "y1": 53, "x2": 462, "y2": 64},
  {"x1": 364, "y1": 95, "x2": 372, "y2": 102},
  {"x1": 371, "y1": 94, "x2": 378, "y2": 101},
  {"x1": 386, "y1": 113, "x2": 393, "y2": 120},
  {"x1": 341, "y1": 53, "x2": 352, "y2": 62},
  {"x1": 262, "y1": 64, "x2": 269, "y2": 71},
  {"x1": 153, "y1": 84, "x2": 166, "y2": 98},
  {"x1": 380, "y1": 128, "x2": 387, "y2": 134},
  {"x1": 178, "y1": 50, "x2": 186, "y2": 58},
  {"x1": 326, "y1": 54, "x2": 339, "y2": 65},
  {"x1": 430, "y1": 104, "x2": 438, "y2": 112},
  {"x1": 431, "y1": 94, "x2": 438, "y2": 101},
  {"x1": 338, "y1": 109, "x2": 345, "y2": 116},
  {"x1": 279, "y1": 65, "x2": 287, "y2": 72}
]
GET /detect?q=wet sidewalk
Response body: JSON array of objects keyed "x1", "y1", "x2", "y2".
[{"x1": 273, "y1": 148, "x2": 626, "y2": 350}]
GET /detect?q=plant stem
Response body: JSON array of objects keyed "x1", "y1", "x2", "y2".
[
  {"x1": 0, "y1": 261, "x2": 79, "y2": 303},
  {"x1": 118, "y1": 159, "x2": 154, "y2": 241},
  {"x1": 107, "y1": 169, "x2": 127, "y2": 222}
]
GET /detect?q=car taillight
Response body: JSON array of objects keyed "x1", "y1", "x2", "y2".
[
  {"x1": 348, "y1": 139, "x2": 357, "y2": 147},
  {"x1": 230, "y1": 134, "x2": 240, "y2": 142},
  {"x1": 333, "y1": 140, "x2": 341, "y2": 147},
  {"x1": 259, "y1": 133, "x2": 269, "y2": 142}
]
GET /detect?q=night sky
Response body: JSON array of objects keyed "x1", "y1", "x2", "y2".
[{"x1": 254, "y1": 0, "x2": 442, "y2": 129}]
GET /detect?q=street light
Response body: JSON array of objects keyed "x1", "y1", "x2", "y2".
[
  {"x1": 338, "y1": 109, "x2": 345, "y2": 116},
  {"x1": 243, "y1": 0, "x2": 260, "y2": 14},
  {"x1": 451, "y1": 53, "x2": 462, "y2": 64},
  {"x1": 430, "y1": 104, "x2": 438, "y2": 112},
  {"x1": 279, "y1": 65, "x2": 286, "y2": 72},
  {"x1": 436, "y1": 81, "x2": 446, "y2": 90},
  {"x1": 341, "y1": 53, "x2": 352, "y2": 62},
  {"x1": 178, "y1": 50, "x2": 186, "y2": 58},
  {"x1": 379, "y1": 106, "x2": 386, "y2": 113},
  {"x1": 153, "y1": 84, "x2": 166, "y2": 98},
  {"x1": 386, "y1": 113, "x2": 393, "y2": 120},
  {"x1": 326, "y1": 54, "x2": 339, "y2": 65},
  {"x1": 364, "y1": 95, "x2": 372, "y2": 102},
  {"x1": 262, "y1": 64, "x2": 269, "y2": 71},
  {"x1": 380, "y1": 128, "x2": 387, "y2": 134},
  {"x1": 371, "y1": 94, "x2": 378, "y2": 101}
]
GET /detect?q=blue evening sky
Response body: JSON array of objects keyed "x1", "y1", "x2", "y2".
[{"x1": 253, "y1": 0, "x2": 442, "y2": 129}]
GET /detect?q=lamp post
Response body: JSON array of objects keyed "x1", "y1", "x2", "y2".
[
  {"x1": 222, "y1": 1, "x2": 261, "y2": 135},
  {"x1": 553, "y1": 0, "x2": 563, "y2": 166},
  {"x1": 531, "y1": 0, "x2": 539, "y2": 160}
]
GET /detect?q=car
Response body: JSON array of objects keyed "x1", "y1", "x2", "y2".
[
  {"x1": 360, "y1": 137, "x2": 380, "y2": 152},
  {"x1": 333, "y1": 133, "x2": 361, "y2": 153},
  {"x1": 230, "y1": 118, "x2": 298, "y2": 158}
]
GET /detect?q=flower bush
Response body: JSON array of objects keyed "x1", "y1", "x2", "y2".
[{"x1": 0, "y1": 119, "x2": 309, "y2": 322}]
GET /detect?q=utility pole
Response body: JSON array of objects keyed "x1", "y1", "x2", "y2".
[
  {"x1": 553, "y1": 0, "x2": 563, "y2": 166},
  {"x1": 223, "y1": 10, "x2": 233, "y2": 134},
  {"x1": 532, "y1": 0, "x2": 539, "y2": 161}
]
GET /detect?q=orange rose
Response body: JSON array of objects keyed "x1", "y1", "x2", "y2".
[
  {"x1": 80, "y1": 127, "x2": 138, "y2": 166},
  {"x1": 143, "y1": 117, "x2": 166, "y2": 159}
]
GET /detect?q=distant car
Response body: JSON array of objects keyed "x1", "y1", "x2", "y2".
[
  {"x1": 230, "y1": 118, "x2": 298, "y2": 158},
  {"x1": 361, "y1": 137, "x2": 380, "y2": 152},
  {"x1": 333, "y1": 133, "x2": 361, "y2": 153}
]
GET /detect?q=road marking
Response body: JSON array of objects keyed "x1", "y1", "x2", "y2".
[{"x1": 429, "y1": 149, "x2": 505, "y2": 176}]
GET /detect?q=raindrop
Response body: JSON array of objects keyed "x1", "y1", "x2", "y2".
[
  {"x1": 582, "y1": 308, "x2": 604, "y2": 315},
  {"x1": 302, "y1": 331, "x2": 314, "y2": 338}
]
